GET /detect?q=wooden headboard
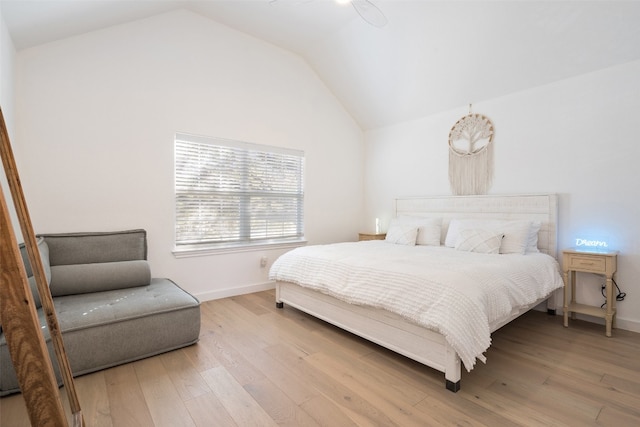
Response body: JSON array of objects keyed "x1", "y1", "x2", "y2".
[{"x1": 395, "y1": 194, "x2": 558, "y2": 258}]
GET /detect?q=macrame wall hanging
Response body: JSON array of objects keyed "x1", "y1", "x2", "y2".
[{"x1": 448, "y1": 106, "x2": 495, "y2": 195}]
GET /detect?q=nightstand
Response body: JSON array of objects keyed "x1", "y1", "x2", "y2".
[
  {"x1": 562, "y1": 249, "x2": 618, "y2": 337},
  {"x1": 358, "y1": 233, "x2": 386, "y2": 241}
]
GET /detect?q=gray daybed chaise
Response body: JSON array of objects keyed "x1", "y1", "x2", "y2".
[{"x1": 0, "y1": 229, "x2": 200, "y2": 396}]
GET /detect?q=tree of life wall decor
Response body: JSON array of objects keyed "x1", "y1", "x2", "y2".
[{"x1": 448, "y1": 111, "x2": 494, "y2": 195}]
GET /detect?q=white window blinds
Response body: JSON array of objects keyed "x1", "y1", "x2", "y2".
[{"x1": 175, "y1": 133, "x2": 304, "y2": 249}]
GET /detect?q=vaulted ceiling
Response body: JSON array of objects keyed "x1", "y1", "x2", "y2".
[{"x1": 3, "y1": 0, "x2": 640, "y2": 130}]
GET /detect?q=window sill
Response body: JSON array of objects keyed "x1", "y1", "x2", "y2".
[{"x1": 172, "y1": 239, "x2": 307, "y2": 258}]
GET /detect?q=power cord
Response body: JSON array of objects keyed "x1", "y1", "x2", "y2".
[{"x1": 600, "y1": 278, "x2": 626, "y2": 308}]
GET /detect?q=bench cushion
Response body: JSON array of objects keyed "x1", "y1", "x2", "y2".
[
  {"x1": 0, "y1": 278, "x2": 200, "y2": 395},
  {"x1": 41, "y1": 229, "x2": 147, "y2": 265}
]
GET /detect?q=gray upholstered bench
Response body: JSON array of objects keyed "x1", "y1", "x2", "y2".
[{"x1": 0, "y1": 229, "x2": 200, "y2": 396}]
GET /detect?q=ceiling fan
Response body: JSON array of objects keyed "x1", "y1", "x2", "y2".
[{"x1": 271, "y1": 0, "x2": 388, "y2": 28}]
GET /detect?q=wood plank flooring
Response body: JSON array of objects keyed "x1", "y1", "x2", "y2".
[{"x1": 2, "y1": 289, "x2": 640, "y2": 426}]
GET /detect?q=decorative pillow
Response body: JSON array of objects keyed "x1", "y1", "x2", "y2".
[
  {"x1": 455, "y1": 229, "x2": 504, "y2": 254},
  {"x1": 385, "y1": 220, "x2": 418, "y2": 245},
  {"x1": 397, "y1": 216, "x2": 442, "y2": 246},
  {"x1": 445, "y1": 219, "x2": 534, "y2": 255}
]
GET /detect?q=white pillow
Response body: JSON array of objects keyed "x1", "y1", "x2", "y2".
[
  {"x1": 444, "y1": 219, "x2": 465, "y2": 248},
  {"x1": 496, "y1": 221, "x2": 533, "y2": 255},
  {"x1": 385, "y1": 220, "x2": 418, "y2": 245},
  {"x1": 527, "y1": 221, "x2": 542, "y2": 253},
  {"x1": 445, "y1": 219, "x2": 534, "y2": 255},
  {"x1": 455, "y1": 229, "x2": 504, "y2": 254},
  {"x1": 396, "y1": 216, "x2": 442, "y2": 246}
]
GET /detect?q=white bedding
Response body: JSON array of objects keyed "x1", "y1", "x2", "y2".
[{"x1": 269, "y1": 241, "x2": 564, "y2": 371}]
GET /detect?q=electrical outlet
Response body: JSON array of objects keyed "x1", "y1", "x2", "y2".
[{"x1": 260, "y1": 256, "x2": 268, "y2": 268}]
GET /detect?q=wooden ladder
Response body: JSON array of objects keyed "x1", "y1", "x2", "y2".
[{"x1": 0, "y1": 107, "x2": 83, "y2": 426}]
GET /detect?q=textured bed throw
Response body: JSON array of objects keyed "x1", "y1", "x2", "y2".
[{"x1": 270, "y1": 241, "x2": 564, "y2": 371}]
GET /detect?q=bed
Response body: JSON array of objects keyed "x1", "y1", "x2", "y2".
[{"x1": 270, "y1": 194, "x2": 563, "y2": 392}]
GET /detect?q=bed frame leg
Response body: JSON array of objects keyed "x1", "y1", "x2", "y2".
[
  {"x1": 446, "y1": 380, "x2": 461, "y2": 393},
  {"x1": 444, "y1": 345, "x2": 462, "y2": 392},
  {"x1": 275, "y1": 283, "x2": 284, "y2": 309},
  {"x1": 546, "y1": 293, "x2": 557, "y2": 316}
]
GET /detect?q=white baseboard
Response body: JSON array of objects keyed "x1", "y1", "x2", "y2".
[
  {"x1": 511, "y1": 300, "x2": 640, "y2": 334},
  {"x1": 546, "y1": 307, "x2": 640, "y2": 334},
  {"x1": 614, "y1": 317, "x2": 640, "y2": 334},
  {"x1": 195, "y1": 281, "x2": 276, "y2": 302},
  {"x1": 568, "y1": 313, "x2": 640, "y2": 334}
]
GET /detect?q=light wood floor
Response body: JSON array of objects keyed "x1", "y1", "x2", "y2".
[{"x1": 2, "y1": 289, "x2": 640, "y2": 426}]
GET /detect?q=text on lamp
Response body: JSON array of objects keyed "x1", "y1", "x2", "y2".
[{"x1": 575, "y1": 238, "x2": 608, "y2": 248}]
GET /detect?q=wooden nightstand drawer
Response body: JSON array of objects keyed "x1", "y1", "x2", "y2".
[{"x1": 567, "y1": 254, "x2": 607, "y2": 273}]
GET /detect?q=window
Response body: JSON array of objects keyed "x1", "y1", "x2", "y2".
[{"x1": 174, "y1": 133, "x2": 304, "y2": 253}]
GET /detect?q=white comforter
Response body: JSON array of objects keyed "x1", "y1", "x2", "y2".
[{"x1": 269, "y1": 241, "x2": 564, "y2": 371}]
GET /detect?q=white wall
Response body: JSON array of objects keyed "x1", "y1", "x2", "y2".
[
  {"x1": 14, "y1": 10, "x2": 364, "y2": 300},
  {"x1": 365, "y1": 60, "x2": 640, "y2": 332},
  {"x1": 0, "y1": 6, "x2": 21, "y2": 241},
  {"x1": 0, "y1": 7, "x2": 13, "y2": 129}
]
